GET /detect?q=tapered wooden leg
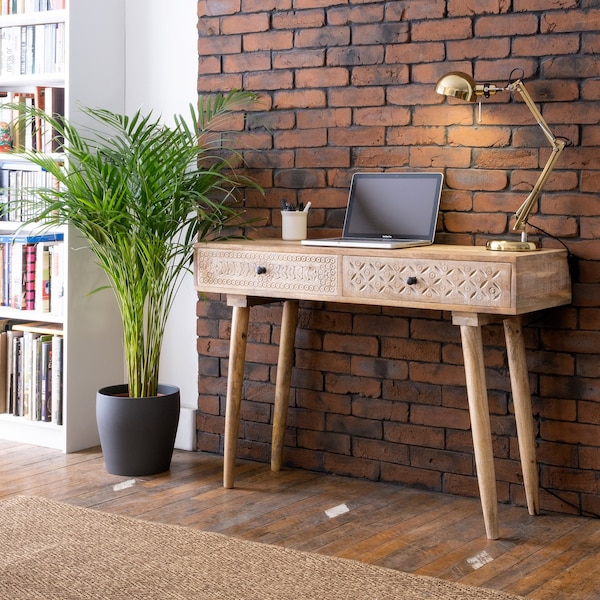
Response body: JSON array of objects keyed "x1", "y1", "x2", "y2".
[
  {"x1": 271, "y1": 300, "x2": 299, "y2": 472},
  {"x1": 223, "y1": 305, "x2": 250, "y2": 489},
  {"x1": 459, "y1": 322, "x2": 500, "y2": 540},
  {"x1": 504, "y1": 316, "x2": 540, "y2": 515}
]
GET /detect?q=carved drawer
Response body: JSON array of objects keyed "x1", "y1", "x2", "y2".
[
  {"x1": 195, "y1": 248, "x2": 339, "y2": 298},
  {"x1": 343, "y1": 256, "x2": 512, "y2": 309}
]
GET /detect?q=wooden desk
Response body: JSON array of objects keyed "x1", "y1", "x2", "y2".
[{"x1": 194, "y1": 241, "x2": 571, "y2": 539}]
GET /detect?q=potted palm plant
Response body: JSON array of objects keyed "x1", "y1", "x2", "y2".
[{"x1": 12, "y1": 91, "x2": 260, "y2": 475}]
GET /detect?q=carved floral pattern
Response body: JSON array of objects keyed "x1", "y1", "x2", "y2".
[
  {"x1": 344, "y1": 259, "x2": 509, "y2": 307},
  {"x1": 197, "y1": 250, "x2": 338, "y2": 295}
]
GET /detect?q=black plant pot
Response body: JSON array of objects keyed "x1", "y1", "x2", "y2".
[{"x1": 96, "y1": 384, "x2": 180, "y2": 476}]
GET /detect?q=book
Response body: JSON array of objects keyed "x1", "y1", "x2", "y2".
[
  {"x1": 11, "y1": 331, "x2": 24, "y2": 415},
  {"x1": 51, "y1": 333, "x2": 62, "y2": 424},
  {"x1": 9, "y1": 241, "x2": 24, "y2": 309},
  {"x1": 5, "y1": 329, "x2": 22, "y2": 414},
  {"x1": 49, "y1": 241, "x2": 63, "y2": 316},
  {"x1": 35, "y1": 241, "x2": 51, "y2": 311},
  {"x1": 24, "y1": 243, "x2": 36, "y2": 310},
  {"x1": 40, "y1": 336, "x2": 51, "y2": 421},
  {"x1": 0, "y1": 329, "x2": 6, "y2": 413}
]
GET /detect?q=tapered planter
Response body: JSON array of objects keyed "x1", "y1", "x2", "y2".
[{"x1": 96, "y1": 384, "x2": 180, "y2": 476}]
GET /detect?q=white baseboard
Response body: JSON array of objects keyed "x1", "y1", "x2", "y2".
[{"x1": 174, "y1": 407, "x2": 196, "y2": 451}]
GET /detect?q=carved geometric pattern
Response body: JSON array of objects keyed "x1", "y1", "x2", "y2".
[
  {"x1": 196, "y1": 250, "x2": 338, "y2": 295},
  {"x1": 344, "y1": 258, "x2": 510, "y2": 308}
]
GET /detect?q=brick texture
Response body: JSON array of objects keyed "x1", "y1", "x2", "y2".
[{"x1": 195, "y1": 1, "x2": 600, "y2": 517}]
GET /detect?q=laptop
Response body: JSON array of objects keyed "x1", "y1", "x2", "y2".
[{"x1": 301, "y1": 171, "x2": 443, "y2": 249}]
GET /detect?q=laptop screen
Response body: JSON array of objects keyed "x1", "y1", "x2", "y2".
[{"x1": 343, "y1": 172, "x2": 443, "y2": 240}]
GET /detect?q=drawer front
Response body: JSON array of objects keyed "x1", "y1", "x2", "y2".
[
  {"x1": 196, "y1": 249, "x2": 339, "y2": 297},
  {"x1": 343, "y1": 257, "x2": 512, "y2": 309}
]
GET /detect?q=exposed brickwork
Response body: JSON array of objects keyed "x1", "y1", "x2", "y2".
[{"x1": 195, "y1": 1, "x2": 600, "y2": 516}]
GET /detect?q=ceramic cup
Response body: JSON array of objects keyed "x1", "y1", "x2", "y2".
[{"x1": 281, "y1": 210, "x2": 308, "y2": 240}]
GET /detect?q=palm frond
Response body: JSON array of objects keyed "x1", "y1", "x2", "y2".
[{"x1": 9, "y1": 91, "x2": 262, "y2": 397}]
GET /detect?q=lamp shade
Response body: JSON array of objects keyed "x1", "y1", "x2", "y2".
[{"x1": 435, "y1": 71, "x2": 478, "y2": 102}]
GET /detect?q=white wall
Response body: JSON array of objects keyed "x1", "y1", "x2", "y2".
[{"x1": 125, "y1": 0, "x2": 199, "y2": 450}]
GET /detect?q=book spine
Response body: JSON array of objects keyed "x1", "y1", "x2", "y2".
[
  {"x1": 35, "y1": 242, "x2": 50, "y2": 312},
  {"x1": 40, "y1": 338, "x2": 51, "y2": 421},
  {"x1": 10, "y1": 242, "x2": 24, "y2": 310},
  {"x1": 49, "y1": 242, "x2": 63, "y2": 317},
  {"x1": 24, "y1": 243, "x2": 35, "y2": 310},
  {"x1": 2, "y1": 242, "x2": 9, "y2": 307},
  {"x1": 51, "y1": 333, "x2": 61, "y2": 425}
]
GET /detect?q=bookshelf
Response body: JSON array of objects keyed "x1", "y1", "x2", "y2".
[{"x1": 0, "y1": 0, "x2": 125, "y2": 452}]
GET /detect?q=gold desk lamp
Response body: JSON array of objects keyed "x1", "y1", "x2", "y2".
[{"x1": 435, "y1": 71, "x2": 566, "y2": 252}]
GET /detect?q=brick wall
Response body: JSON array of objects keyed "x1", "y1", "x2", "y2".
[{"x1": 195, "y1": 0, "x2": 600, "y2": 517}]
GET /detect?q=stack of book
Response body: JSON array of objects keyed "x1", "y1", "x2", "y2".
[
  {"x1": 0, "y1": 156, "x2": 59, "y2": 220},
  {"x1": 0, "y1": 21, "x2": 65, "y2": 76},
  {"x1": 0, "y1": 1, "x2": 66, "y2": 15},
  {"x1": 0, "y1": 87, "x2": 65, "y2": 153},
  {"x1": 0, "y1": 320, "x2": 63, "y2": 424},
  {"x1": 0, "y1": 231, "x2": 63, "y2": 314}
]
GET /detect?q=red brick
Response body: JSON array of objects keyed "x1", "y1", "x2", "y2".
[
  {"x1": 328, "y1": 4, "x2": 384, "y2": 25},
  {"x1": 273, "y1": 89, "x2": 326, "y2": 109},
  {"x1": 243, "y1": 30, "x2": 294, "y2": 52},
  {"x1": 296, "y1": 67, "x2": 349, "y2": 88},
  {"x1": 297, "y1": 429, "x2": 351, "y2": 454},
  {"x1": 325, "y1": 373, "x2": 381, "y2": 397},
  {"x1": 329, "y1": 126, "x2": 385, "y2": 147},
  {"x1": 325, "y1": 453, "x2": 381, "y2": 480},
  {"x1": 352, "y1": 22, "x2": 409, "y2": 46},
  {"x1": 198, "y1": 0, "x2": 240, "y2": 17},
  {"x1": 223, "y1": 52, "x2": 271, "y2": 73},
  {"x1": 221, "y1": 12, "x2": 269, "y2": 34},
  {"x1": 272, "y1": 9, "x2": 325, "y2": 29},
  {"x1": 296, "y1": 108, "x2": 352, "y2": 129},
  {"x1": 412, "y1": 17, "x2": 472, "y2": 42},
  {"x1": 386, "y1": 42, "x2": 445, "y2": 66},
  {"x1": 273, "y1": 49, "x2": 325, "y2": 69},
  {"x1": 448, "y1": 0, "x2": 511, "y2": 16},
  {"x1": 411, "y1": 404, "x2": 471, "y2": 430},
  {"x1": 381, "y1": 462, "x2": 442, "y2": 490},
  {"x1": 411, "y1": 447, "x2": 474, "y2": 476},
  {"x1": 383, "y1": 380, "x2": 442, "y2": 407},
  {"x1": 353, "y1": 438, "x2": 410, "y2": 465},
  {"x1": 513, "y1": 34, "x2": 580, "y2": 57},
  {"x1": 447, "y1": 38, "x2": 511, "y2": 61},
  {"x1": 475, "y1": 14, "x2": 538, "y2": 37},
  {"x1": 295, "y1": 26, "x2": 350, "y2": 48},
  {"x1": 274, "y1": 128, "x2": 327, "y2": 149}
]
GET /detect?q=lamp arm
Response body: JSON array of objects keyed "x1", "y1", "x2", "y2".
[{"x1": 509, "y1": 80, "x2": 566, "y2": 232}]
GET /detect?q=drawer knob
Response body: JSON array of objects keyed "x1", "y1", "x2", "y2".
[
  {"x1": 256, "y1": 266, "x2": 267, "y2": 275},
  {"x1": 406, "y1": 276, "x2": 418, "y2": 285}
]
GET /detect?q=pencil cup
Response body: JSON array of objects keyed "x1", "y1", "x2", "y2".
[{"x1": 281, "y1": 210, "x2": 308, "y2": 240}]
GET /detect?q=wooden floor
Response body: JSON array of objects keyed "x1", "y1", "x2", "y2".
[{"x1": 1, "y1": 440, "x2": 598, "y2": 599}]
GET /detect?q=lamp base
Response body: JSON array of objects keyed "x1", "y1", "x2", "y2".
[{"x1": 486, "y1": 239, "x2": 538, "y2": 252}]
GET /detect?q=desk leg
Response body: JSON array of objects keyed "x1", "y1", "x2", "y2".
[
  {"x1": 223, "y1": 305, "x2": 250, "y2": 489},
  {"x1": 459, "y1": 323, "x2": 500, "y2": 540},
  {"x1": 504, "y1": 316, "x2": 540, "y2": 515},
  {"x1": 271, "y1": 300, "x2": 299, "y2": 472}
]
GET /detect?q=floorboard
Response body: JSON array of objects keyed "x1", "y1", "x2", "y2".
[{"x1": 0, "y1": 440, "x2": 598, "y2": 599}]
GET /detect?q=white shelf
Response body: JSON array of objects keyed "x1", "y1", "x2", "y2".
[
  {"x1": 0, "y1": 1, "x2": 126, "y2": 453},
  {"x1": 0, "y1": 307, "x2": 63, "y2": 323},
  {"x1": 0, "y1": 73, "x2": 64, "y2": 90},
  {"x1": 0, "y1": 412, "x2": 62, "y2": 450},
  {"x1": 0, "y1": 9, "x2": 66, "y2": 28}
]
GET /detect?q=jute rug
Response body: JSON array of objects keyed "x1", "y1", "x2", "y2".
[{"x1": 0, "y1": 496, "x2": 525, "y2": 600}]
